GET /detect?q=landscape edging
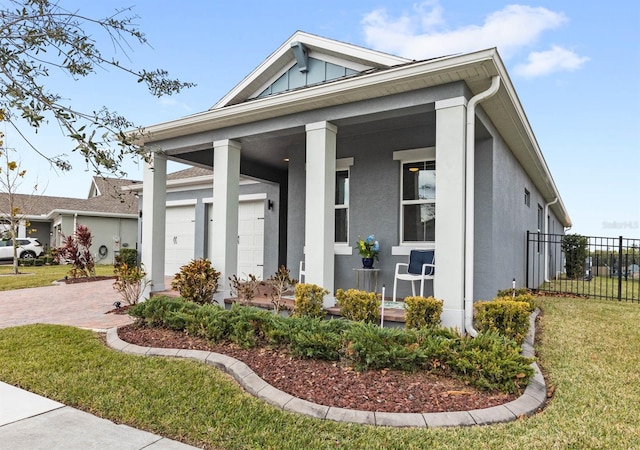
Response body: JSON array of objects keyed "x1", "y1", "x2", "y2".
[{"x1": 105, "y1": 308, "x2": 545, "y2": 427}]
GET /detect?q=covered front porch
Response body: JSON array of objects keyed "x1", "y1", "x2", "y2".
[{"x1": 140, "y1": 82, "x2": 489, "y2": 332}]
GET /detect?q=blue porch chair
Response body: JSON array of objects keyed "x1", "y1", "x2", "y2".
[{"x1": 392, "y1": 250, "x2": 435, "y2": 302}]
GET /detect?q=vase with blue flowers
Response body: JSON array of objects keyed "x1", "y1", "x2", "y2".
[{"x1": 356, "y1": 235, "x2": 380, "y2": 269}]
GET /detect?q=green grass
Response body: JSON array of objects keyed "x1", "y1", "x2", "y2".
[
  {"x1": 0, "y1": 296, "x2": 639, "y2": 449},
  {"x1": 541, "y1": 275, "x2": 639, "y2": 300},
  {"x1": 0, "y1": 264, "x2": 115, "y2": 291}
]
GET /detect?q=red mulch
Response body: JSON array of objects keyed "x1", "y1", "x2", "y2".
[
  {"x1": 61, "y1": 275, "x2": 116, "y2": 284},
  {"x1": 117, "y1": 323, "x2": 519, "y2": 413}
]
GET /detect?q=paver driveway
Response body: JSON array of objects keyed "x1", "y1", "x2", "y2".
[{"x1": 0, "y1": 279, "x2": 134, "y2": 331}]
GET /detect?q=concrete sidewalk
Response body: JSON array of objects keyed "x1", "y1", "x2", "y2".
[
  {"x1": 0, "y1": 382, "x2": 197, "y2": 449},
  {"x1": 0, "y1": 279, "x2": 199, "y2": 449}
]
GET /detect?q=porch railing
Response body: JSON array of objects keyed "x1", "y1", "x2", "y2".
[{"x1": 526, "y1": 232, "x2": 640, "y2": 302}]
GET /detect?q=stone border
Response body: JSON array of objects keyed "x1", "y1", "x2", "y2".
[{"x1": 106, "y1": 309, "x2": 546, "y2": 427}]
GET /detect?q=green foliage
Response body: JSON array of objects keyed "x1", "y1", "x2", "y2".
[
  {"x1": 474, "y1": 298, "x2": 533, "y2": 345},
  {"x1": 404, "y1": 296, "x2": 443, "y2": 329},
  {"x1": 344, "y1": 323, "x2": 424, "y2": 372},
  {"x1": 0, "y1": 0, "x2": 193, "y2": 177},
  {"x1": 443, "y1": 331, "x2": 533, "y2": 393},
  {"x1": 284, "y1": 317, "x2": 350, "y2": 360},
  {"x1": 562, "y1": 233, "x2": 589, "y2": 279},
  {"x1": 128, "y1": 296, "x2": 200, "y2": 329},
  {"x1": 225, "y1": 304, "x2": 279, "y2": 349},
  {"x1": 112, "y1": 263, "x2": 149, "y2": 306},
  {"x1": 171, "y1": 258, "x2": 221, "y2": 305},
  {"x1": 335, "y1": 289, "x2": 380, "y2": 323},
  {"x1": 292, "y1": 283, "x2": 328, "y2": 319},
  {"x1": 115, "y1": 248, "x2": 138, "y2": 268},
  {"x1": 129, "y1": 296, "x2": 533, "y2": 393}
]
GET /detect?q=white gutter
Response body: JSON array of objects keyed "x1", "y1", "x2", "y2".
[
  {"x1": 543, "y1": 197, "x2": 558, "y2": 282},
  {"x1": 464, "y1": 75, "x2": 501, "y2": 337}
]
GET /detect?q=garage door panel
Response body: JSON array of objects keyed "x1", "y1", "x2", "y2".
[
  {"x1": 165, "y1": 205, "x2": 195, "y2": 276},
  {"x1": 208, "y1": 200, "x2": 265, "y2": 279}
]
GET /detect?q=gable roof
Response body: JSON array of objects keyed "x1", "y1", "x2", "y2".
[
  {"x1": 0, "y1": 176, "x2": 139, "y2": 220},
  {"x1": 213, "y1": 31, "x2": 411, "y2": 108},
  {"x1": 139, "y1": 32, "x2": 570, "y2": 228}
]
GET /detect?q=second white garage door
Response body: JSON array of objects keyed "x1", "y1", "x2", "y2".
[
  {"x1": 208, "y1": 200, "x2": 265, "y2": 279},
  {"x1": 165, "y1": 204, "x2": 195, "y2": 275}
]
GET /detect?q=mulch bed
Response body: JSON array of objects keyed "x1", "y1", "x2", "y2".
[
  {"x1": 117, "y1": 323, "x2": 519, "y2": 413},
  {"x1": 61, "y1": 275, "x2": 116, "y2": 284}
]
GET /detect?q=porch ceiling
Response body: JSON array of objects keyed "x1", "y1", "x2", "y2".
[{"x1": 169, "y1": 112, "x2": 431, "y2": 171}]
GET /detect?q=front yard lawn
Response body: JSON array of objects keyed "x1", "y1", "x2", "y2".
[
  {"x1": 0, "y1": 295, "x2": 638, "y2": 448},
  {"x1": 0, "y1": 264, "x2": 115, "y2": 291}
]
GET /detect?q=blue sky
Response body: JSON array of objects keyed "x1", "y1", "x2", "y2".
[{"x1": 6, "y1": 0, "x2": 640, "y2": 238}]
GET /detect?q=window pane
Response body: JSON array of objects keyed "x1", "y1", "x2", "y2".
[
  {"x1": 335, "y1": 170, "x2": 349, "y2": 205},
  {"x1": 403, "y1": 161, "x2": 435, "y2": 201},
  {"x1": 403, "y1": 204, "x2": 435, "y2": 242},
  {"x1": 335, "y1": 208, "x2": 348, "y2": 243}
]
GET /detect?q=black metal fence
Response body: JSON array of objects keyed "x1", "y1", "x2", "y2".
[{"x1": 526, "y1": 232, "x2": 640, "y2": 302}]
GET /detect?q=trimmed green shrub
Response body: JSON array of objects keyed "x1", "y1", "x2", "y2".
[
  {"x1": 344, "y1": 323, "x2": 426, "y2": 372},
  {"x1": 128, "y1": 295, "x2": 534, "y2": 393},
  {"x1": 404, "y1": 296, "x2": 443, "y2": 329},
  {"x1": 562, "y1": 233, "x2": 589, "y2": 279},
  {"x1": 225, "y1": 304, "x2": 279, "y2": 348},
  {"x1": 443, "y1": 331, "x2": 533, "y2": 393},
  {"x1": 171, "y1": 258, "x2": 221, "y2": 305},
  {"x1": 128, "y1": 296, "x2": 199, "y2": 329},
  {"x1": 292, "y1": 283, "x2": 328, "y2": 319},
  {"x1": 115, "y1": 248, "x2": 138, "y2": 268},
  {"x1": 285, "y1": 317, "x2": 349, "y2": 360},
  {"x1": 335, "y1": 289, "x2": 380, "y2": 323},
  {"x1": 185, "y1": 303, "x2": 229, "y2": 342},
  {"x1": 474, "y1": 299, "x2": 532, "y2": 344}
]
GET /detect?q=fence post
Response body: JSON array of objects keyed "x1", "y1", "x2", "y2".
[
  {"x1": 618, "y1": 236, "x2": 623, "y2": 301},
  {"x1": 525, "y1": 230, "x2": 530, "y2": 289}
]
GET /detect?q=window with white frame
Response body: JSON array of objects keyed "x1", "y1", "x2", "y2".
[
  {"x1": 335, "y1": 170, "x2": 349, "y2": 243},
  {"x1": 335, "y1": 158, "x2": 353, "y2": 245},
  {"x1": 393, "y1": 148, "x2": 436, "y2": 245}
]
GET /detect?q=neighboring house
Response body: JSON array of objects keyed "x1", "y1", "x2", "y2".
[
  {"x1": 0, "y1": 176, "x2": 139, "y2": 264},
  {"x1": 125, "y1": 166, "x2": 281, "y2": 277},
  {"x1": 136, "y1": 31, "x2": 571, "y2": 332}
]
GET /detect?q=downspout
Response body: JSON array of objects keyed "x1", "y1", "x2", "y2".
[
  {"x1": 544, "y1": 197, "x2": 558, "y2": 282},
  {"x1": 464, "y1": 75, "x2": 501, "y2": 337}
]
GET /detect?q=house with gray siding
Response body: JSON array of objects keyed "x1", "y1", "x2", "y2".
[
  {"x1": 0, "y1": 177, "x2": 139, "y2": 264},
  {"x1": 136, "y1": 31, "x2": 571, "y2": 333}
]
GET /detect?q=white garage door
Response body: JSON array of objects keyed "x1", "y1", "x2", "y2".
[
  {"x1": 208, "y1": 200, "x2": 264, "y2": 279},
  {"x1": 165, "y1": 205, "x2": 195, "y2": 275}
]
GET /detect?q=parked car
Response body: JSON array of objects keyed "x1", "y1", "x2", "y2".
[{"x1": 0, "y1": 238, "x2": 44, "y2": 260}]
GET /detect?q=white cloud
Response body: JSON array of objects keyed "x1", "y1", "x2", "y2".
[
  {"x1": 158, "y1": 97, "x2": 192, "y2": 112},
  {"x1": 361, "y1": 2, "x2": 587, "y2": 77},
  {"x1": 514, "y1": 45, "x2": 589, "y2": 77}
]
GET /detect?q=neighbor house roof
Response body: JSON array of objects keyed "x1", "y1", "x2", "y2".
[{"x1": 0, "y1": 176, "x2": 139, "y2": 221}]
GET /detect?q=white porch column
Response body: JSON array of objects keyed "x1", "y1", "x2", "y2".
[
  {"x1": 304, "y1": 121, "x2": 337, "y2": 307},
  {"x1": 434, "y1": 97, "x2": 467, "y2": 331},
  {"x1": 211, "y1": 139, "x2": 241, "y2": 303},
  {"x1": 142, "y1": 151, "x2": 167, "y2": 296}
]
